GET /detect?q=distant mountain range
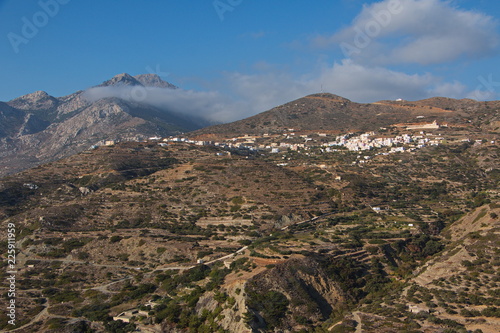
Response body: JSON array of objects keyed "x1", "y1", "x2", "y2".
[{"x1": 0, "y1": 73, "x2": 211, "y2": 177}]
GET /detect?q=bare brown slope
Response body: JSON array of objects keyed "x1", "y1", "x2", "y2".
[
  {"x1": 403, "y1": 203, "x2": 500, "y2": 333},
  {"x1": 0, "y1": 141, "x2": 334, "y2": 229},
  {"x1": 191, "y1": 93, "x2": 469, "y2": 138}
]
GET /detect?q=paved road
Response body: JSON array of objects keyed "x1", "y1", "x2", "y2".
[{"x1": 204, "y1": 246, "x2": 248, "y2": 265}]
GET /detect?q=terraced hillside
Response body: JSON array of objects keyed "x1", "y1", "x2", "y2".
[{"x1": 0, "y1": 123, "x2": 498, "y2": 332}]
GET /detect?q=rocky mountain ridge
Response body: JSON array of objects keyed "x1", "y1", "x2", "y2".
[{"x1": 0, "y1": 74, "x2": 209, "y2": 177}]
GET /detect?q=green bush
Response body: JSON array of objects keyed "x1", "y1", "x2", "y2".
[
  {"x1": 246, "y1": 289, "x2": 289, "y2": 329},
  {"x1": 73, "y1": 303, "x2": 111, "y2": 322},
  {"x1": 482, "y1": 307, "x2": 500, "y2": 317},
  {"x1": 109, "y1": 235, "x2": 122, "y2": 243},
  {"x1": 231, "y1": 196, "x2": 245, "y2": 205}
]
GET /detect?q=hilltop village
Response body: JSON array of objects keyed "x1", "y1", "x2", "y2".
[{"x1": 94, "y1": 121, "x2": 495, "y2": 165}]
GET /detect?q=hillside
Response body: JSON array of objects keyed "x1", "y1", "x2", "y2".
[
  {"x1": 191, "y1": 93, "x2": 498, "y2": 139},
  {"x1": 0, "y1": 115, "x2": 498, "y2": 332},
  {"x1": 0, "y1": 74, "x2": 211, "y2": 177},
  {"x1": 339, "y1": 203, "x2": 500, "y2": 333}
]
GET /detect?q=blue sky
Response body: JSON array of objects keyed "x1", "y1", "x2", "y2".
[{"x1": 1, "y1": 0, "x2": 499, "y2": 121}]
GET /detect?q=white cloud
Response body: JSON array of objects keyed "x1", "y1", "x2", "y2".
[
  {"x1": 82, "y1": 80, "x2": 310, "y2": 124},
  {"x1": 222, "y1": 71, "x2": 314, "y2": 114},
  {"x1": 221, "y1": 59, "x2": 469, "y2": 113},
  {"x1": 316, "y1": 0, "x2": 499, "y2": 65},
  {"x1": 430, "y1": 81, "x2": 468, "y2": 99},
  {"x1": 83, "y1": 86, "x2": 232, "y2": 123},
  {"x1": 313, "y1": 60, "x2": 435, "y2": 101},
  {"x1": 78, "y1": 1, "x2": 498, "y2": 124}
]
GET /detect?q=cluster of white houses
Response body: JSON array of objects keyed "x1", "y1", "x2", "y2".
[
  {"x1": 93, "y1": 121, "x2": 488, "y2": 158},
  {"x1": 324, "y1": 131, "x2": 443, "y2": 152},
  {"x1": 159, "y1": 127, "x2": 446, "y2": 155}
]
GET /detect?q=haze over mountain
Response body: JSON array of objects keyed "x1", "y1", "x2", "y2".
[{"x1": 0, "y1": 73, "x2": 212, "y2": 177}]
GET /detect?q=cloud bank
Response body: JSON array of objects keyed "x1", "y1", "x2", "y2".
[
  {"x1": 83, "y1": 86, "x2": 233, "y2": 123},
  {"x1": 315, "y1": 0, "x2": 499, "y2": 65},
  {"x1": 225, "y1": 60, "x2": 468, "y2": 107}
]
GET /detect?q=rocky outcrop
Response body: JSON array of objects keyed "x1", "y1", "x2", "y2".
[
  {"x1": 274, "y1": 213, "x2": 303, "y2": 229},
  {"x1": 195, "y1": 280, "x2": 251, "y2": 333},
  {"x1": 134, "y1": 74, "x2": 177, "y2": 89},
  {"x1": 245, "y1": 256, "x2": 350, "y2": 332},
  {"x1": 8, "y1": 90, "x2": 59, "y2": 112},
  {"x1": 188, "y1": 256, "x2": 350, "y2": 333}
]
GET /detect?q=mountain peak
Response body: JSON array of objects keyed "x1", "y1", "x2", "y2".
[
  {"x1": 133, "y1": 74, "x2": 177, "y2": 89},
  {"x1": 8, "y1": 90, "x2": 58, "y2": 111},
  {"x1": 305, "y1": 93, "x2": 351, "y2": 103},
  {"x1": 31, "y1": 90, "x2": 50, "y2": 98},
  {"x1": 98, "y1": 73, "x2": 177, "y2": 89},
  {"x1": 12, "y1": 90, "x2": 51, "y2": 100},
  {"x1": 99, "y1": 73, "x2": 142, "y2": 87}
]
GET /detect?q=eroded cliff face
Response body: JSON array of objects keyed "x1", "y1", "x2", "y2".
[
  {"x1": 189, "y1": 256, "x2": 349, "y2": 333},
  {"x1": 245, "y1": 257, "x2": 350, "y2": 332},
  {"x1": 194, "y1": 280, "x2": 252, "y2": 333}
]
